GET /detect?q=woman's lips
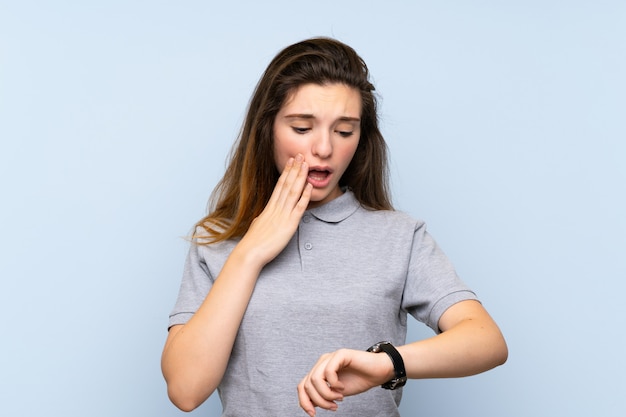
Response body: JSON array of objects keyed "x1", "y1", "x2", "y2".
[{"x1": 307, "y1": 169, "x2": 332, "y2": 188}]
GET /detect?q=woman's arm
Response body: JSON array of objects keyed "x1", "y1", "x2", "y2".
[
  {"x1": 297, "y1": 300, "x2": 508, "y2": 417},
  {"x1": 162, "y1": 155, "x2": 312, "y2": 412},
  {"x1": 399, "y1": 299, "x2": 508, "y2": 378}
]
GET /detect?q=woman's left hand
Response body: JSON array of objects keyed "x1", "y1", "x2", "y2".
[
  {"x1": 297, "y1": 301, "x2": 508, "y2": 416},
  {"x1": 297, "y1": 348, "x2": 394, "y2": 417}
]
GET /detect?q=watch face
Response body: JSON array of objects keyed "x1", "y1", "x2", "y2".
[
  {"x1": 367, "y1": 341, "x2": 390, "y2": 353},
  {"x1": 366, "y1": 342, "x2": 386, "y2": 353},
  {"x1": 382, "y1": 376, "x2": 407, "y2": 390}
]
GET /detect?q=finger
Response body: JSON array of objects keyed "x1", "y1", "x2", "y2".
[
  {"x1": 297, "y1": 380, "x2": 317, "y2": 417},
  {"x1": 266, "y1": 156, "x2": 295, "y2": 207},
  {"x1": 322, "y1": 351, "x2": 348, "y2": 391},
  {"x1": 294, "y1": 182, "x2": 313, "y2": 213},
  {"x1": 301, "y1": 359, "x2": 344, "y2": 410},
  {"x1": 277, "y1": 154, "x2": 308, "y2": 207},
  {"x1": 302, "y1": 377, "x2": 339, "y2": 412},
  {"x1": 311, "y1": 374, "x2": 343, "y2": 402}
]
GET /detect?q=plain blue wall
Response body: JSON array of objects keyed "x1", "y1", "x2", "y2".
[{"x1": 1, "y1": 1, "x2": 624, "y2": 416}]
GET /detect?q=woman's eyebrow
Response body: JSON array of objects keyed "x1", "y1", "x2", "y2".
[
  {"x1": 284, "y1": 113, "x2": 315, "y2": 119},
  {"x1": 284, "y1": 114, "x2": 360, "y2": 122}
]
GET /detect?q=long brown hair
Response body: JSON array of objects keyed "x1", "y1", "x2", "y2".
[{"x1": 195, "y1": 37, "x2": 392, "y2": 243}]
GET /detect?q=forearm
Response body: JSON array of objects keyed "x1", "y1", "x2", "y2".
[
  {"x1": 398, "y1": 300, "x2": 508, "y2": 379},
  {"x1": 162, "y1": 156, "x2": 312, "y2": 410},
  {"x1": 161, "y1": 244, "x2": 263, "y2": 411}
]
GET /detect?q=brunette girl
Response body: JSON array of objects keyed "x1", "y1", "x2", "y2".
[{"x1": 162, "y1": 37, "x2": 507, "y2": 417}]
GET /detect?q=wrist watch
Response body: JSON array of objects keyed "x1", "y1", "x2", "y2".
[{"x1": 366, "y1": 341, "x2": 407, "y2": 390}]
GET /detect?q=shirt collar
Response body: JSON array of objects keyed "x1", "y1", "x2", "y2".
[{"x1": 307, "y1": 190, "x2": 360, "y2": 223}]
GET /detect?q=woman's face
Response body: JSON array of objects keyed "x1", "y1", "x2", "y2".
[{"x1": 273, "y1": 83, "x2": 361, "y2": 208}]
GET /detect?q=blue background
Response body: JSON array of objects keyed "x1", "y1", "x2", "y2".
[{"x1": 1, "y1": 1, "x2": 624, "y2": 416}]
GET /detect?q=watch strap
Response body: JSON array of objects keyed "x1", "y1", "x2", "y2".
[{"x1": 366, "y1": 341, "x2": 407, "y2": 390}]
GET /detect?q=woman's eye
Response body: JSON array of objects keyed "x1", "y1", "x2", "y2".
[
  {"x1": 292, "y1": 127, "x2": 310, "y2": 134},
  {"x1": 337, "y1": 130, "x2": 354, "y2": 138}
]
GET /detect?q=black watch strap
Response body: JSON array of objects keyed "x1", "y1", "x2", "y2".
[{"x1": 366, "y1": 341, "x2": 407, "y2": 390}]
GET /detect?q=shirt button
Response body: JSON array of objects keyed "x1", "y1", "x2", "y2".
[
  {"x1": 303, "y1": 216, "x2": 311, "y2": 223},
  {"x1": 304, "y1": 242, "x2": 313, "y2": 250}
]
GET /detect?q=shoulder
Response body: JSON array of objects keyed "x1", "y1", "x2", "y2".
[
  {"x1": 190, "y1": 225, "x2": 238, "y2": 258},
  {"x1": 356, "y1": 206, "x2": 425, "y2": 231}
]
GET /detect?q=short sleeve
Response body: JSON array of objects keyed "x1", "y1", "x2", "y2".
[
  {"x1": 401, "y1": 221, "x2": 478, "y2": 333},
  {"x1": 168, "y1": 241, "x2": 214, "y2": 328}
]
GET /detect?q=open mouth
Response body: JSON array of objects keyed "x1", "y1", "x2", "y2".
[
  {"x1": 307, "y1": 169, "x2": 330, "y2": 181},
  {"x1": 307, "y1": 169, "x2": 332, "y2": 187}
]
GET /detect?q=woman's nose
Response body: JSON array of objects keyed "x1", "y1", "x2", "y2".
[{"x1": 311, "y1": 130, "x2": 332, "y2": 158}]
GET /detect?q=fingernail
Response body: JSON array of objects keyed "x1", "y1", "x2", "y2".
[{"x1": 295, "y1": 154, "x2": 303, "y2": 162}]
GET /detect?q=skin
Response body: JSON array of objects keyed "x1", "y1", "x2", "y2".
[
  {"x1": 297, "y1": 300, "x2": 508, "y2": 416},
  {"x1": 162, "y1": 154, "x2": 312, "y2": 411},
  {"x1": 273, "y1": 83, "x2": 362, "y2": 208},
  {"x1": 161, "y1": 83, "x2": 508, "y2": 415}
]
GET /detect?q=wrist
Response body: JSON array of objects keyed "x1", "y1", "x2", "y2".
[
  {"x1": 232, "y1": 237, "x2": 269, "y2": 268},
  {"x1": 227, "y1": 242, "x2": 267, "y2": 277},
  {"x1": 379, "y1": 354, "x2": 396, "y2": 382},
  {"x1": 366, "y1": 341, "x2": 407, "y2": 390}
]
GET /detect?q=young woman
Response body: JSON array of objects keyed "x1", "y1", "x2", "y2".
[{"x1": 161, "y1": 37, "x2": 508, "y2": 417}]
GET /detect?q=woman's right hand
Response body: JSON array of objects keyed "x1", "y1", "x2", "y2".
[
  {"x1": 163, "y1": 155, "x2": 311, "y2": 411},
  {"x1": 238, "y1": 154, "x2": 312, "y2": 266}
]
